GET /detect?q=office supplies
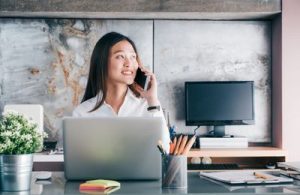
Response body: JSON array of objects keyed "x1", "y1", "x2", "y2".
[
  {"x1": 177, "y1": 135, "x2": 188, "y2": 155},
  {"x1": 79, "y1": 179, "x2": 120, "y2": 194},
  {"x1": 170, "y1": 137, "x2": 177, "y2": 154},
  {"x1": 202, "y1": 175, "x2": 295, "y2": 192},
  {"x1": 160, "y1": 135, "x2": 196, "y2": 188},
  {"x1": 200, "y1": 170, "x2": 293, "y2": 185},
  {"x1": 182, "y1": 135, "x2": 196, "y2": 155},
  {"x1": 162, "y1": 155, "x2": 187, "y2": 189},
  {"x1": 169, "y1": 140, "x2": 175, "y2": 154},
  {"x1": 157, "y1": 140, "x2": 167, "y2": 155},
  {"x1": 173, "y1": 135, "x2": 182, "y2": 155},
  {"x1": 80, "y1": 186, "x2": 120, "y2": 194},
  {"x1": 168, "y1": 125, "x2": 176, "y2": 140},
  {"x1": 167, "y1": 135, "x2": 195, "y2": 156},
  {"x1": 280, "y1": 170, "x2": 300, "y2": 180},
  {"x1": 157, "y1": 145, "x2": 164, "y2": 155},
  {"x1": 254, "y1": 172, "x2": 274, "y2": 180},
  {"x1": 63, "y1": 117, "x2": 164, "y2": 180},
  {"x1": 278, "y1": 162, "x2": 300, "y2": 180},
  {"x1": 278, "y1": 162, "x2": 300, "y2": 172}
]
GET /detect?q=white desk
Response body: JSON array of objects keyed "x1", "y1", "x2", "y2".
[{"x1": 26, "y1": 172, "x2": 300, "y2": 195}]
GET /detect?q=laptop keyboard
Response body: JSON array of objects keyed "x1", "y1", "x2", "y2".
[{"x1": 188, "y1": 163, "x2": 239, "y2": 170}]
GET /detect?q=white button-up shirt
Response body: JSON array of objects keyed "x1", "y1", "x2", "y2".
[{"x1": 73, "y1": 88, "x2": 170, "y2": 151}]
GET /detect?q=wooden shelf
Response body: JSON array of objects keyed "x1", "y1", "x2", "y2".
[{"x1": 187, "y1": 147, "x2": 286, "y2": 158}]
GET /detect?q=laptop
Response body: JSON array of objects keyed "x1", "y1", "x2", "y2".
[{"x1": 63, "y1": 117, "x2": 164, "y2": 180}]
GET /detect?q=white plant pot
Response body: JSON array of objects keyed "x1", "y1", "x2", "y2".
[{"x1": 0, "y1": 154, "x2": 33, "y2": 191}]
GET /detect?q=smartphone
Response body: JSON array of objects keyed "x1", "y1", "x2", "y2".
[{"x1": 134, "y1": 68, "x2": 150, "y2": 91}]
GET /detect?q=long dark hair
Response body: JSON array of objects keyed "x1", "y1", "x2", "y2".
[{"x1": 81, "y1": 32, "x2": 139, "y2": 112}]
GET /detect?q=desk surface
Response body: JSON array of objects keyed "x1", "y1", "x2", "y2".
[{"x1": 10, "y1": 172, "x2": 300, "y2": 195}]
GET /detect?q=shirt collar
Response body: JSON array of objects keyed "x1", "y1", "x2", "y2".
[
  {"x1": 127, "y1": 87, "x2": 138, "y2": 100},
  {"x1": 101, "y1": 87, "x2": 137, "y2": 105}
]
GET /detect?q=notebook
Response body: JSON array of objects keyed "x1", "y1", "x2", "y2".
[
  {"x1": 63, "y1": 117, "x2": 164, "y2": 180},
  {"x1": 200, "y1": 170, "x2": 293, "y2": 185},
  {"x1": 202, "y1": 176, "x2": 295, "y2": 192}
]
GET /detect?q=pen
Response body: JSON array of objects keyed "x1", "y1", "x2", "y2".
[
  {"x1": 158, "y1": 140, "x2": 167, "y2": 155},
  {"x1": 253, "y1": 172, "x2": 274, "y2": 180},
  {"x1": 157, "y1": 145, "x2": 164, "y2": 155}
]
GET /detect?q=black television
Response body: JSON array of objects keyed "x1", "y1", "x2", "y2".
[{"x1": 185, "y1": 81, "x2": 255, "y2": 137}]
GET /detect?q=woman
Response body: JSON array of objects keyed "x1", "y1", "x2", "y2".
[{"x1": 73, "y1": 32, "x2": 170, "y2": 150}]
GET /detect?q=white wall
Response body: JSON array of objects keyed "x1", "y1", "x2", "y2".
[{"x1": 282, "y1": 0, "x2": 300, "y2": 161}]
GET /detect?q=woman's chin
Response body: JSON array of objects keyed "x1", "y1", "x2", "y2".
[{"x1": 126, "y1": 80, "x2": 134, "y2": 85}]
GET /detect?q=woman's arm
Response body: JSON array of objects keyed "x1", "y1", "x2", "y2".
[{"x1": 134, "y1": 68, "x2": 170, "y2": 152}]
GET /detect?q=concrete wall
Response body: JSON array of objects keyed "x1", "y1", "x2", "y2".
[
  {"x1": 155, "y1": 20, "x2": 271, "y2": 141},
  {"x1": 0, "y1": 19, "x2": 153, "y2": 145},
  {"x1": 0, "y1": 19, "x2": 271, "y2": 145}
]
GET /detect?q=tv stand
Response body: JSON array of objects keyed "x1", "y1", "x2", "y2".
[
  {"x1": 212, "y1": 125, "x2": 225, "y2": 137},
  {"x1": 203, "y1": 125, "x2": 227, "y2": 137}
]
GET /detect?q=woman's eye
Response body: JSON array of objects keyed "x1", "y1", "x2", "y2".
[{"x1": 116, "y1": 55, "x2": 125, "y2": 59}]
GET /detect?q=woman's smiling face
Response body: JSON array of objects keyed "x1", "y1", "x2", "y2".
[{"x1": 107, "y1": 40, "x2": 139, "y2": 86}]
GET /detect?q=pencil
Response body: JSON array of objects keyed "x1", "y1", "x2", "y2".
[
  {"x1": 169, "y1": 142, "x2": 175, "y2": 154},
  {"x1": 174, "y1": 135, "x2": 182, "y2": 155},
  {"x1": 177, "y1": 135, "x2": 188, "y2": 155},
  {"x1": 182, "y1": 135, "x2": 196, "y2": 155},
  {"x1": 172, "y1": 137, "x2": 177, "y2": 154}
]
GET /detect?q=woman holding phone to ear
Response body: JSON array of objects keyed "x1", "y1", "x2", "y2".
[{"x1": 73, "y1": 32, "x2": 170, "y2": 149}]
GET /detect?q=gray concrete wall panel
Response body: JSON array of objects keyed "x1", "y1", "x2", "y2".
[
  {"x1": 154, "y1": 20, "x2": 271, "y2": 142},
  {"x1": 0, "y1": 19, "x2": 153, "y2": 145}
]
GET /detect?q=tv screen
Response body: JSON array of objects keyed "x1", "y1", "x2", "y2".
[{"x1": 185, "y1": 81, "x2": 254, "y2": 127}]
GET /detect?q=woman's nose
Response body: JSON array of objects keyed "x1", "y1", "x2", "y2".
[{"x1": 124, "y1": 57, "x2": 132, "y2": 67}]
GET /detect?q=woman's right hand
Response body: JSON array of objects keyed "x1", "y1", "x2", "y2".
[{"x1": 135, "y1": 67, "x2": 160, "y2": 106}]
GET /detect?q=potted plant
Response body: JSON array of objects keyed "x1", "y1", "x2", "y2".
[{"x1": 0, "y1": 111, "x2": 46, "y2": 191}]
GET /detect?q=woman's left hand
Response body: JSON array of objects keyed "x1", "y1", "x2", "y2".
[{"x1": 135, "y1": 68, "x2": 160, "y2": 106}]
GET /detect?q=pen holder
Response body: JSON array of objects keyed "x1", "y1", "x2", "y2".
[{"x1": 161, "y1": 155, "x2": 187, "y2": 189}]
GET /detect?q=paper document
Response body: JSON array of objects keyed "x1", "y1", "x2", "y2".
[
  {"x1": 200, "y1": 170, "x2": 293, "y2": 185},
  {"x1": 278, "y1": 162, "x2": 300, "y2": 172}
]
